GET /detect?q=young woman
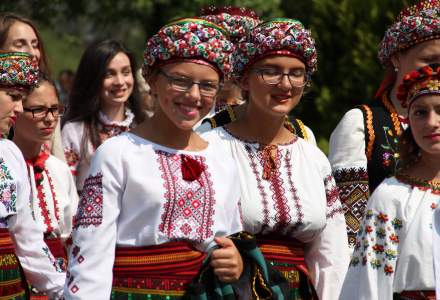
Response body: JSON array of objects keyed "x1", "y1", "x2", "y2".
[
  {"x1": 202, "y1": 18, "x2": 349, "y2": 299},
  {"x1": 0, "y1": 12, "x2": 66, "y2": 162},
  {"x1": 13, "y1": 79, "x2": 78, "y2": 268},
  {"x1": 0, "y1": 52, "x2": 65, "y2": 299},
  {"x1": 62, "y1": 40, "x2": 144, "y2": 191},
  {"x1": 341, "y1": 63, "x2": 440, "y2": 299},
  {"x1": 64, "y1": 19, "x2": 247, "y2": 299},
  {"x1": 197, "y1": 7, "x2": 316, "y2": 145},
  {"x1": 328, "y1": 0, "x2": 440, "y2": 249}
]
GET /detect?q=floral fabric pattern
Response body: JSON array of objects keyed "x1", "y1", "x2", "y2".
[{"x1": 0, "y1": 158, "x2": 17, "y2": 214}]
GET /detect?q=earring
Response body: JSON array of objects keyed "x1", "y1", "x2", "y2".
[{"x1": 394, "y1": 66, "x2": 399, "y2": 73}]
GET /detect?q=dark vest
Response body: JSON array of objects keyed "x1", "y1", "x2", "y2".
[
  {"x1": 201, "y1": 104, "x2": 310, "y2": 140},
  {"x1": 358, "y1": 93, "x2": 403, "y2": 192}
]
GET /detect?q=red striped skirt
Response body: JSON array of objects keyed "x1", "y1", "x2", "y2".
[
  {"x1": 257, "y1": 235, "x2": 318, "y2": 299},
  {"x1": 111, "y1": 241, "x2": 206, "y2": 298},
  {"x1": 0, "y1": 228, "x2": 27, "y2": 299}
]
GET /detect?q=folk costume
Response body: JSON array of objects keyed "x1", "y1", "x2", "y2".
[
  {"x1": 203, "y1": 18, "x2": 349, "y2": 300},
  {"x1": 25, "y1": 146, "x2": 79, "y2": 267},
  {"x1": 341, "y1": 63, "x2": 440, "y2": 300},
  {"x1": 328, "y1": 0, "x2": 440, "y2": 249},
  {"x1": 62, "y1": 108, "x2": 135, "y2": 191},
  {"x1": 64, "y1": 19, "x2": 255, "y2": 299},
  {"x1": 0, "y1": 52, "x2": 65, "y2": 299}
]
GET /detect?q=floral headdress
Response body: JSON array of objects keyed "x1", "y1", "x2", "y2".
[
  {"x1": 378, "y1": 0, "x2": 440, "y2": 66},
  {"x1": 232, "y1": 18, "x2": 317, "y2": 81},
  {"x1": 0, "y1": 52, "x2": 39, "y2": 92},
  {"x1": 199, "y1": 6, "x2": 260, "y2": 44},
  {"x1": 397, "y1": 63, "x2": 440, "y2": 108},
  {"x1": 142, "y1": 18, "x2": 234, "y2": 79}
]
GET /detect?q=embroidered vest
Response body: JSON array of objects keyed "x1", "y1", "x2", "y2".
[
  {"x1": 358, "y1": 93, "x2": 402, "y2": 192},
  {"x1": 202, "y1": 104, "x2": 310, "y2": 141}
]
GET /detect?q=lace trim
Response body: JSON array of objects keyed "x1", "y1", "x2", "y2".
[{"x1": 98, "y1": 108, "x2": 134, "y2": 127}]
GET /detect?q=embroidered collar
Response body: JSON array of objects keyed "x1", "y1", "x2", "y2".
[
  {"x1": 98, "y1": 108, "x2": 134, "y2": 128},
  {"x1": 396, "y1": 173, "x2": 440, "y2": 195}
]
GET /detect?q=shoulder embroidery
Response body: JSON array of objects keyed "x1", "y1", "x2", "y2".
[{"x1": 74, "y1": 172, "x2": 103, "y2": 229}]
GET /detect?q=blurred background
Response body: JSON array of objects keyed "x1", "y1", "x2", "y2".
[{"x1": 2, "y1": 0, "x2": 415, "y2": 152}]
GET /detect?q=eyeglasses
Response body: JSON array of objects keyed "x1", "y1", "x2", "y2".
[
  {"x1": 23, "y1": 105, "x2": 65, "y2": 119},
  {"x1": 253, "y1": 68, "x2": 307, "y2": 87},
  {"x1": 159, "y1": 70, "x2": 222, "y2": 98}
]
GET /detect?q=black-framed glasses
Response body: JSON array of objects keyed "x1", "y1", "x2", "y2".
[
  {"x1": 253, "y1": 67, "x2": 307, "y2": 87},
  {"x1": 23, "y1": 105, "x2": 65, "y2": 119},
  {"x1": 159, "y1": 70, "x2": 222, "y2": 98}
]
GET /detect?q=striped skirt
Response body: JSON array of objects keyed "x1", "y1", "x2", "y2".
[
  {"x1": 394, "y1": 291, "x2": 436, "y2": 300},
  {"x1": 0, "y1": 228, "x2": 27, "y2": 300},
  {"x1": 257, "y1": 235, "x2": 318, "y2": 300},
  {"x1": 111, "y1": 241, "x2": 206, "y2": 300}
]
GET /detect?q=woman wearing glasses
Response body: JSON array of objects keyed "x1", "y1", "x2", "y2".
[
  {"x1": 62, "y1": 40, "x2": 144, "y2": 191},
  {"x1": 64, "y1": 19, "x2": 247, "y2": 299},
  {"x1": 13, "y1": 78, "x2": 78, "y2": 274},
  {"x1": 202, "y1": 18, "x2": 349, "y2": 299}
]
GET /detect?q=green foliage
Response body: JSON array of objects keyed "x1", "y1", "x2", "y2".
[{"x1": 2, "y1": 0, "x2": 420, "y2": 150}]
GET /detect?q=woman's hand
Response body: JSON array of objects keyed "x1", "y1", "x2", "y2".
[{"x1": 210, "y1": 237, "x2": 244, "y2": 283}]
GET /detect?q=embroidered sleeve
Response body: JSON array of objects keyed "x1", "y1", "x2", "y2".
[
  {"x1": 7, "y1": 152, "x2": 65, "y2": 299},
  {"x1": 329, "y1": 108, "x2": 370, "y2": 249},
  {"x1": 340, "y1": 207, "x2": 399, "y2": 300},
  {"x1": 65, "y1": 142, "x2": 122, "y2": 299},
  {"x1": 304, "y1": 155, "x2": 350, "y2": 300},
  {"x1": 0, "y1": 158, "x2": 17, "y2": 216}
]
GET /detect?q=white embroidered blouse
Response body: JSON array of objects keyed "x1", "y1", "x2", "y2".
[
  {"x1": 340, "y1": 176, "x2": 439, "y2": 299},
  {"x1": 26, "y1": 153, "x2": 79, "y2": 240},
  {"x1": 64, "y1": 132, "x2": 243, "y2": 299},
  {"x1": 0, "y1": 139, "x2": 65, "y2": 299},
  {"x1": 202, "y1": 127, "x2": 350, "y2": 300},
  {"x1": 61, "y1": 108, "x2": 135, "y2": 191}
]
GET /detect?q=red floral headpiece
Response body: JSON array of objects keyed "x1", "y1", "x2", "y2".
[{"x1": 397, "y1": 63, "x2": 440, "y2": 108}]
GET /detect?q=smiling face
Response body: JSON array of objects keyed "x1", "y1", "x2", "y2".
[
  {"x1": 2, "y1": 21, "x2": 40, "y2": 65},
  {"x1": 99, "y1": 52, "x2": 134, "y2": 109},
  {"x1": 0, "y1": 88, "x2": 25, "y2": 135},
  {"x1": 409, "y1": 94, "x2": 440, "y2": 156},
  {"x1": 14, "y1": 81, "x2": 59, "y2": 144},
  {"x1": 241, "y1": 55, "x2": 306, "y2": 118},
  {"x1": 149, "y1": 61, "x2": 220, "y2": 130}
]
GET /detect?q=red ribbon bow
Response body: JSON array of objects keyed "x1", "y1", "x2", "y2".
[
  {"x1": 26, "y1": 151, "x2": 50, "y2": 186},
  {"x1": 180, "y1": 154, "x2": 205, "y2": 183}
]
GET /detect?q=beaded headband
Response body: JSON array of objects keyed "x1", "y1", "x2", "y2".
[
  {"x1": 378, "y1": 0, "x2": 440, "y2": 66},
  {"x1": 199, "y1": 6, "x2": 260, "y2": 44},
  {"x1": 142, "y1": 18, "x2": 234, "y2": 79},
  {"x1": 0, "y1": 52, "x2": 39, "y2": 92},
  {"x1": 232, "y1": 18, "x2": 317, "y2": 81},
  {"x1": 397, "y1": 63, "x2": 440, "y2": 108}
]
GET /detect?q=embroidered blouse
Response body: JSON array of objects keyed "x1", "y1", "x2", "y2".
[
  {"x1": 0, "y1": 139, "x2": 65, "y2": 299},
  {"x1": 26, "y1": 151, "x2": 79, "y2": 241},
  {"x1": 61, "y1": 108, "x2": 135, "y2": 191},
  {"x1": 328, "y1": 95, "x2": 405, "y2": 250},
  {"x1": 202, "y1": 127, "x2": 349, "y2": 300},
  {"x1": 340, "y1": 176, "x2": 439, "y2": 299},
  {"x1": 64, "y1": 132, "x2": 243, "y2": 299}
]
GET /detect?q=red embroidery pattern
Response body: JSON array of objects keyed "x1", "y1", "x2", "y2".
[
  {"x1": 74, "y1": 173, "x2": 103, "y2": 229},
  {"x1": 284, "y1": 151, "x2": 303, "y2": 235},
  {"x1": 245, "y1": 145, "x2": 270, "y2": 229},
  {"x1": 324, "y1": 174, "x2": 344, "y2": 219},
  {"x1": 257, "y1": 148, "x2": 291, "y2": 233},
  {"x1": 45, "y1": 167, "x2": 60, "y2": 223},
  {"x1": 156, "y1": 151, "x2": 215, "y2": 242},
  {"x1": 34, "y1": 170, "x2": 54, "y2": 233}
]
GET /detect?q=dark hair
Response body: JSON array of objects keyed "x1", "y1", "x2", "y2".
[
  {"x1": 0, "y1": 13, "x2": 51, "y2": 77},
  {"x1": 63, "y1": 39, "x2": 144, "y2": 151},
  {"x1": 397, "y1": 127, "x2": 420, "y2": 172}
]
